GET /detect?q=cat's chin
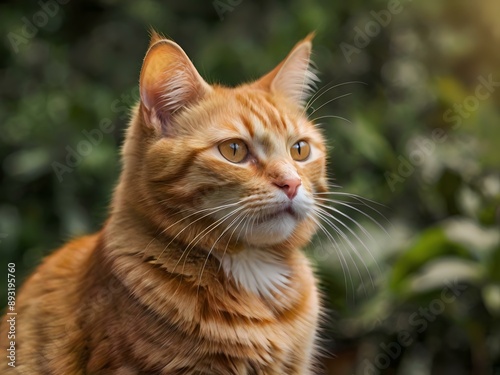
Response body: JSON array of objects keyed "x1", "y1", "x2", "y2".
[{"x1": 242, "y1": 213, "x2": 298, "y2": 246}]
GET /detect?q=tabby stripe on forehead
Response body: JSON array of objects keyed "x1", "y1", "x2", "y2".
[
  {"x1": 263, "y1": 104, "x2": 283, "y2": 130},
  {"x1": 241, "y1": 96, "x2": 271, "y2": 130},
  {"x1": 248, "y1": 97, "x2": 273, "y2": 129},
  {"x1": 240, "y1": 115, "x2": 254, "y2": 138},
  {"x1": 265, "y1": 96, "x2": 288, "y2": 131}
]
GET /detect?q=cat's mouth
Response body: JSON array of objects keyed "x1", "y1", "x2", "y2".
[
  {"x1": 242, "y1": 203, "x2": 308, "y2": 246},
  {"x1": 256, "y1": 206, "x2": 296, "y2": 224}
]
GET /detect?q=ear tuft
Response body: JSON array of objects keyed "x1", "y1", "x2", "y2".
[
  {"x1": 148, "y1": 28, "x2": 167, "y2": 47},
  {"x1": 253, "y1": 33, "x2": 319, "y2": 107}
]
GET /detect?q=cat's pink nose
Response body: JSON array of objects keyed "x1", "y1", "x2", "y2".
[{"x1": 274, "y1": 177, "x2": 302, "y2": 200}]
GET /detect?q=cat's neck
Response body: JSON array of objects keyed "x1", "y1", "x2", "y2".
[{"x1": 103, "y1": 203, "x2": 309, "y2": 305}]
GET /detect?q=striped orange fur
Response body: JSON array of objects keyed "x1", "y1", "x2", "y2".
[{"x1": 1, "y1": 32, "x2": 328, "y2": 374}]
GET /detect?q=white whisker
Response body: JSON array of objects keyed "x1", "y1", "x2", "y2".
[
  {"x1": 303, "y1": 80, "x2": 367, "y2": 116},
  {"x1": 315, "y1": 205, "x2": 378, "y2": 278},
  {"x1": 177, "y1": 204, "x2": 248, "y2": 274},
  {"x1": 197, "y1": 210, "x2": 247, "y2": 295},
  {"x1": 217, "y1": 213, "x2": 249, "y2": 273},
  {"x1": 308, "y1": 92, "x2": 353, "y2": 118},
  {"x1": 310, "y1": 215, "x2": 355, "y2": 302},
  {"x1": 154, "y1": 201, "x2": 243, "y2": 266},
  {"x1": 310, "y1": 114, "x2": 352, "y2": 124},
  {"x1": 315, "y1": 197, "x2": 390, "y2": 235},
  {"x1": 315, "y1": 209, "x2": 371, "y2": 295}
]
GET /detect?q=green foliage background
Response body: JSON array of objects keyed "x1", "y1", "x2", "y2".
[{"x1": 1, "y1": 0, "x2": 499, "y2": 374}]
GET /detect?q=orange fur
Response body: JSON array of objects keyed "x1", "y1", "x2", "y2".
[{"x1": 1, "y1": 33, "x2": 328, "y2": 374}]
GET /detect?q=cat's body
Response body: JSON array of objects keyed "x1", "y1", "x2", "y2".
[{"x1": 1, "y1": 33, "x2": 328, "y2": 374}]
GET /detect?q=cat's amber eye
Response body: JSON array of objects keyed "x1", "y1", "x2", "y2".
[
  {"x1": 290, "y1": 140, "x2": 310, "y2": 161},
  {"x1": 218, "y1": 139, "x2": 248, "y2": 163}
]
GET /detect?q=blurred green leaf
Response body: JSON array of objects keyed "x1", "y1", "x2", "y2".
[{"x1": 390, "y1": 227, "x2": 474, "y2": 293}]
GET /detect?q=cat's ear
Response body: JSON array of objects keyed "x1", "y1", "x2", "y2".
[
  {"x1": 139, "y1": 35, "x2": 211, "y2": 132},
  {"x1": 253, "y1": 33, "x2": 318, "y2": 107}
]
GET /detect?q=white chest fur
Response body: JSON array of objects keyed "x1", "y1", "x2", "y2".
[{"x1": 217, "y1": 248, "x2": 290, "y2": 298}]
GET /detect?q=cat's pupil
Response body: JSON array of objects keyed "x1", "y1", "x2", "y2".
[
  {"x1": 231, "y1": 143, "x2": 238, "y2": 156},
  {"x1": 297, "y1": 143, "x2": 302, "y2": 154}
]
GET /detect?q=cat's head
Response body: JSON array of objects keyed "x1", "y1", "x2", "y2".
[{"x1": 123, "y1": 32, "x2": 328, "y2": 250}]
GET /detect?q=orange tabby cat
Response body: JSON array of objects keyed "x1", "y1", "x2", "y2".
[{"x1": 1, "y1": 32, "x2": 329, "y2": 374}]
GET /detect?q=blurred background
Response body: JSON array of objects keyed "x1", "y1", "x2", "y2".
[{"x1": 1, "y1": 0, "x2": 499, "y2": 374}]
